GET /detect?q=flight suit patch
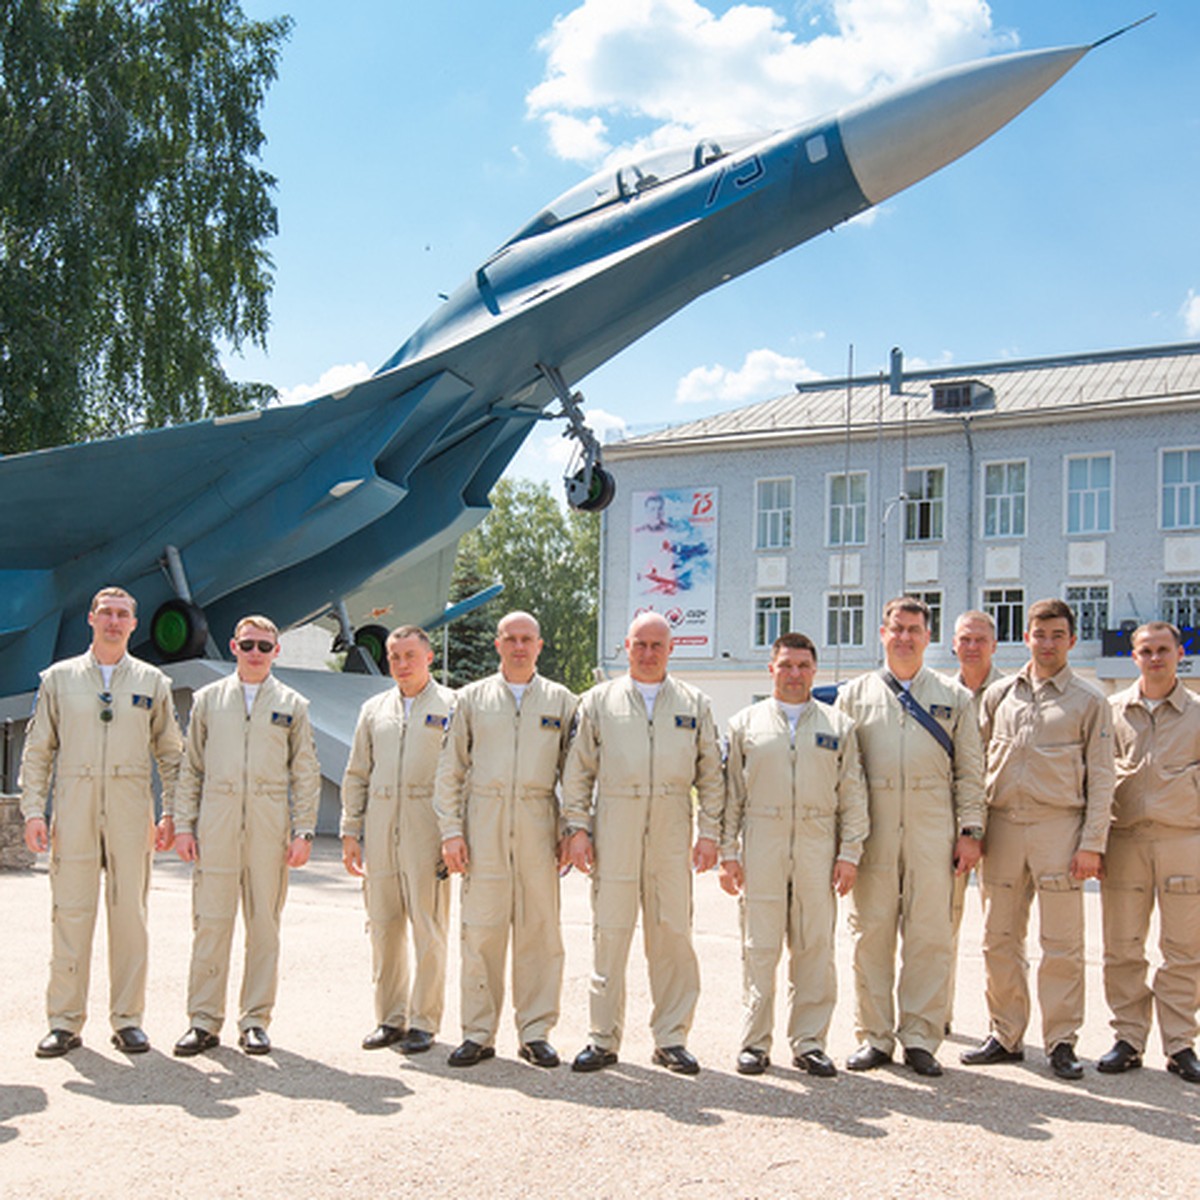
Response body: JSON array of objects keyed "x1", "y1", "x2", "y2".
[
  {"x1": 425, "y1": 713, "x2": 449, "y2": 729},
  {"x1": 270, "y1": 712, "x2": 293, "y2": 727},
  {"x1": 930, "y1": 704, "x2": 952, "y2": 719},
  {"x1": 674, "y1": 714, "x2": 697, "y2": 729},
  {"x1": 131, "y1": 694, "x2": 153, "y2": 709},
  {"x1": 815, "y1": 732, "x2": 839, "y2": 750},
  {"x1": 540, "y1": 716, "x2": 562, "y2": 730}
]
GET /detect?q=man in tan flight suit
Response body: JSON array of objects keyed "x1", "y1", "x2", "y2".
[
  {"x1": 946, "y1": 609, "x2": 1003, "y2": 1031},
  {"x1": 21, "y1": 586, "x2": 182, "y2": 1057},
  {"x1": 340, "y1": 625, "x2": 454, "y2": 1054},
  {"x1": 436, "y1": 611, "x2": 577, "y2": 1068},
  {"x1": 172, "y1": 616, "x2": 320, "y2": 1056},
  {"x1": 962, "y1": 598, "x2": 1114, "y2": 1080},
  {"x1": 836, "y1": 596, "x2": 985, "y2": 1077},
  {"x1": 1098, "y1": 621, "x2": 1200, "y2": 1084},
  {"x1": 562, "y1": 611, "x2": 723, "y2": 1074},
  {"x1": 720, "y1": 631, "x2": 868, "y2": 1078}
]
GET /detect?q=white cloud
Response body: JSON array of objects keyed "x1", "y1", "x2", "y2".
[
  {"x1": 675, "y1": 347, "x2": 823, "y2": 405},
  {"x1": 528, "y1": 0, "x2": 1013, "y2": 164},
  {"x1": 274, "y1": 362, "x2": 372, "y2": 406},
  {"x1": 1182, "y1": 289, "x2": 1200, "y2": 337}
]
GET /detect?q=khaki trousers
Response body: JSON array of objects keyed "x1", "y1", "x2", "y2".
[
  {"x1": 188, "y1": 860, "x2": 287, "y2": 1033},
  {"x1": 1102, "y1": 827, "x2": 1200, "y2": 1055},
  {"x1": 981, "y1": 811, "x2": 1085, "y2": 1051},
  {"x1": 48, "y1": 826, "x2": 152, "y2": 1033},
  {"x1": 459, "y1": 859, "x2": 562, "y2": 1045},
  {"x1": 366, "y1": 865, "x2": 449, "y2": 1034},
  {"x1": 589, "y1": 870, "x2": 698, "y2": 1052},
  {"x1": 946, "y1": 869, "x2": 980, "y2": 1028}
]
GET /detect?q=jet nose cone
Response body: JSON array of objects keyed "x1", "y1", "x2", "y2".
[{"x1": 839, "y1": 44, "x2": 1088, "y2": 207}]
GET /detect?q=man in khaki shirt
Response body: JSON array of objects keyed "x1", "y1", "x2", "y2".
[
  {"x1": 562, "y1": 612, "x2": 724, "y2": 1074},
  {"x1": 340, "y1": 625, "x2": 455, "y2": 1055},
  {"x1": 172, "y1": 616, "x2": 320, "y2": 1057},
  {"x1": 835, "y1": 596, "x2": 985, "y2": 1077},
  {"x1": 21, "y1": 586, "x2": 182, "y2": 1058},
  {"x1": 721, "y1": 632, "x2": 868, "y2": 1078},
  {"x1": 963, "y1": 598, "x2": 1114, "y2": 1080},
  {"x1": 1098, "y1": 621, "x2": 1200, "y2": 1084},
  {"x1": 946, "y1": 609, "x2": 1003, "y2": 1031},
  {"x1": 436, "y1": 611, "x2": 577, "y2": 1068}
]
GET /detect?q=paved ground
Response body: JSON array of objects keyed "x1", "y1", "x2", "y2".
[{"x1": 2, "y1": 840, "x2": 1197, "y2": 1198}]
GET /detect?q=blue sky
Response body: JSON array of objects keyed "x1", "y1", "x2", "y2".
[{"x1": 230, "y1": 0, "x2": 1199, "y2": 488}]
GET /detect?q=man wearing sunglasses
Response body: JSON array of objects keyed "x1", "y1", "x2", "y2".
[
  {"x1": 20, "y1": 586, "x2": 183, "y2": 1058},
  {"x1": 172, "y1": 615, "x2": 320, "y2": 1056},
  {"x1": 340, "y1": 625, "x2": 455, "y2": 1055}
]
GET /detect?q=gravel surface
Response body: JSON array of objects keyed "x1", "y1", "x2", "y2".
[{"x1": 2, "y1": 838, "x2": 1197, "y2": 1198}]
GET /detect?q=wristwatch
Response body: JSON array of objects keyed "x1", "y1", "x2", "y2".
[
  {"x1": 298, "y1": 831, "x2": 314, "y2": 842},
  {"x1": 960, "y1": 825, "x2": 984, "y2": 840}
]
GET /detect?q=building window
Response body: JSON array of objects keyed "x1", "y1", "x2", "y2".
[
  {"x1": 754, "y1": 594, "x2": 791, "y2": 648},
  {"x1": 904, "y1": 466, "x2": 944, "y2": 541},
  {"x1": 827, "y1": 471, "x2": 867, "y2": 546},
  {"x1": 983, "y1": 461, "x2": 1026, "y2": 539},
  {"x1": 1162, "y1": 448, "x2": 1200, "y2": 530},
  {"x1": 1160, "y1": 580, "x2": 1200, "y2": 628},
  {"x1": 1065, "y1": 584, "x2": 1110, "y2": 641},
  {"x1": 1066, "y1": 454, "x2": 1112, "y2": 535},
  {"x1": 983, "y1": 587, "x2": 1025, "y2": 644},
  {"x1": 755, "y1": 478, "x2": 793, "y2": 550},
  {"x1": 826, "y1": 592, "x2": 865, "y2": 647},
  {"x1": 906, "y1": 590, "x2": 943, "y2": 643}
]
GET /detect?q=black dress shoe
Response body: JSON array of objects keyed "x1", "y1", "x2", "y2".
[
  {"x1": 447, "y1": 1039, "x2": 495, "y2": 1067},
  {"x1": 239, "y1": 1026, "x2": 271, "y2": 1055},
  {"x1": 111, "y1": 1026, "x2": 150, "y2": 1054},
  {"x1": 174, "y1": 1027, "x2": 219, "y2": 1057},
  {"x1": 653, "y1": 1044, "x2": 700, "y2": 1074},
  {"x1": 572, "y1": 1044, "x2": 618, "y2": 1073},
  {"x1": 904, "y1": 1047, "x2": 943, "y2": 1077},
  {"x1": 846, "y1": 1044, "x2": 892, "y2": 1072},
  {"x1": 35, "y1": 1029, "x2": 81, "y2": 1059},
  {"x1": 1049, "y1": 1042, "x2": 1082, "y2": 1080},
  {"x1": 362, "y1": 1023, "x2": 405, "y2": 1050},
  {"x1": 960, "y1": 1035, "x2": 1024, "y2": 1065},
  {"x1": 518, "y1": 1040, "x2": 560, "y2": 1068},
  {"x1": 400, "y1": 1028, "x2": 434, "y2": 1054},
  {"x1": 1167, "y1": 1047, "x2": 1200, "y2": 1084},
  {"x1": 1097, "y1": 1039, "x2": 1142, "y2": 1074},
  {"x1": 737, "y1": 1047, "x2": 769, "y2": 1075},
  {"x1": 795, "y1": 1048, "x2": 837, "y2": 1077}
]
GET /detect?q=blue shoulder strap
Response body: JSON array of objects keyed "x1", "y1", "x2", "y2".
[{"x1": 881, "y1": 671, "x2": 955, "y2": 760}]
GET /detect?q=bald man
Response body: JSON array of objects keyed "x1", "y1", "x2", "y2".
[
  {"x1": 562, "y1": 612, "x2": 724, "y2": 1075},
  {"x1": 436, "y1": 612, "x2": 577, "y2": 1068}
]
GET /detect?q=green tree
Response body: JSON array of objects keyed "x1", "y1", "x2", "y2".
[
  {"x1": 433, "y1": 549, "x2": 502, "y2": 689},
  {"x1": 456, "y1": 478, "x2": 600, "y2": 693},
  {"x1": 0, "y1": 0, "x2": 290, "y2": 454}
]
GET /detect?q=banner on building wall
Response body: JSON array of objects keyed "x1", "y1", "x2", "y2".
[{"x1": 628, "y1": 487, "x2": 718, "y2": 658}]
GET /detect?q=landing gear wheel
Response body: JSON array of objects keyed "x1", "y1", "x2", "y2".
[
  {"x1": 150, "y1": 599, "x2": 209, "y2": 662},
  {"x1": 353, "y1": 623, "x2": 390, "y2": 669},
  {"x1": 568, "y1": 465, "x2": 616, "y2": 512}
]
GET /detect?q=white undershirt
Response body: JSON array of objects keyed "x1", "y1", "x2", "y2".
[
  {"x1": 1143, "y1": 695, "x2": 1167, "y2": 711},
  {"x1": 402, "y1": 694, "x2": 414, "y2": 719},
  {"x1": 242, "y1": 683, "x2": 260, "y2": 715},
  {"x1": 634, "y1": 680, "x2": 662, "y2": 715},
  {"x1": 99, "y1": 663, "x2": 116, "y2": 690},
  {"x1": 776, "y1": 699, "x2": 810, "y2": 736},
  {"x1": 506, "y1": 681, "x2": 529, "y2": 709}
]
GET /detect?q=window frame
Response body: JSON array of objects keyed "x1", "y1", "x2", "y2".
[
  {"x1": 981, "y1": 457, "x2": 1028, "y2": 540},
  {"x1": 903, "y1": 463, "x2": 947, "y2": 543},
  {"x1": 754, "y1": 476, "x2": 794, "y2": 551},
  {"x1": 753, "y1": 593, "x2": 792, "y2": 649},
  {"x1": 1063, "y1": 582, "x2": 1111, "y2": 642},
  {"x1": 825, "y1": 469, "x2": 869, "y2": 548},
  {"x1": 1160, "y1": 446, "x2": 1200, "y2": 532},
  {"x1": 825, "y1": 590, "x2": 866, "y2": 649},
  {"x1": 1063, "y1": 452, "x2": 1114, "y2": 537},
  {"x1": 982, "y1": 586, "x2": 1026, "y2": 645}
]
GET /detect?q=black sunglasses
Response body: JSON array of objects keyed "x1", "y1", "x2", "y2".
[
  {"x1": 236, "y1": 639, "x2": 276, "y2": 654},
  {"x1": 99, "y1": 692, "x2": 114, "y2": 723}
]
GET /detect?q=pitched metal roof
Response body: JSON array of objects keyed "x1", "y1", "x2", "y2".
[{"x1": 611, "y1": 341, "x2": 1200, "y2": 454}]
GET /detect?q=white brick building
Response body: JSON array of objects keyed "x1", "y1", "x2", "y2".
[{"x1": 598, "y1": 342, "x2": 1200, "y2": 726}]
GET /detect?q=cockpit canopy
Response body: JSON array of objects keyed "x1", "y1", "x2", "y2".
[{"x1": 504, "y1": 132, "x2": 765, "y2": 246}]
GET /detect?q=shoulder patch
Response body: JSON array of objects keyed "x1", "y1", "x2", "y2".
[
  {"x1": 270, "y1": 711, "x2": 293, "y2": 727},
  {"x1": 930, "y1": 704, "x2": 953, "y2": 720},
  {"x1": 131, "y1": 694, "x2": 153, "y2": 710},
  {"x1": 540, "y1": 715, "x2": 562, "y2": 730},
  {"x1": 815, "y1": 732, "x2": 839, "y2": 751},
  {"x1": 425, "y1": 712, "x2": 449, "y2": 730},
  {"x1": 674, "y1": 714, "x2": 697, "y2": 730}
]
